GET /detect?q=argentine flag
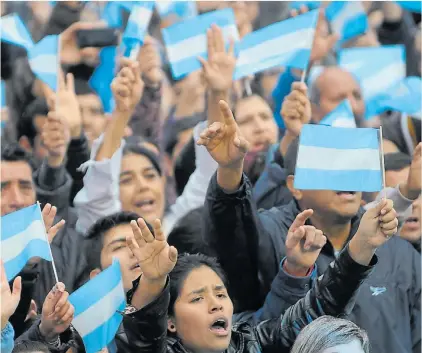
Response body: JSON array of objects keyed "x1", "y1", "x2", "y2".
[
  {"x1": 294, "y1": 125, "x2": 382, "y2": 192},
  {"x1": 0, "y1": 13, "x2": 34, "y2": 51},
  {"x1": 374, "y1": 77, "x2": 422, "y2": 118},
  {"x1": 69, "y1": 260, "x2": 126, "y2": 353},
  {"x1": 289, "y1": 1, "x2": 321, "y2": 11},
  {"x1": 320, "y1": 100, "x2": 356, "y2": 128},
  {"x1": 339, "y1": 45, "x2": 406, "y2": 119},
  {"x1": 162, "y1": 8, "x2": 239, "y2": 80},
  {"x1": 28, "y1": 35, "x2": 59, "y2": 91},
  {"x1": 1, "y1": 204, "x2": 51, "y2": 281},
  {"x1": 234, "y1": 10, "x2": 319, "y2": 80},
  {"x1": 89, "y1": 46, "x2": 117, "y2": 114},
  {"x1": 325, "y1": 1, "x2": 368, "y2": 45},
  {"x1": 121, "y1": 2, "x2": 155, "y2": 58},
  {"x1": 156, "y1": 1, "x2": 197, "y2": 21}
]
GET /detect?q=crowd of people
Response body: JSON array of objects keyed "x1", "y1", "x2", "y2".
[{"x1": 1, "y1": 1, "x2": 421, "y2": 353}]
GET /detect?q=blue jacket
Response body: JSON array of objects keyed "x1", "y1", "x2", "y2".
[{"x1": 1, "y1": 322, "x2": 15, "y2": 353}]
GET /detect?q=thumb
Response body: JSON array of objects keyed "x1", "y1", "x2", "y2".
[
  {"x1": 12, "y1": 276, "x2": 22, "y2": 303},
  {"x1": 169, "y1": 246, "x2": 178, "y2": 263},
  {"x1": 368, "y1": 198, "x2": 387, "y2": 218},
  {"x1": 233, "y1": 135, "x2": 250, "y2": 154}
]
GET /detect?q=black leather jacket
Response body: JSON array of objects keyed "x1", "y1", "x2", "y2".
[{"x1": 123, "y1": 247, "x2": 376, "y2": 353}]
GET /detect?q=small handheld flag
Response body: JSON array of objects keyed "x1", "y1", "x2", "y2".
[
  {"x1": 325, "y1": 1, "x2": 368, "y2": 45},
  {"x1": 28, "y1": 35, "x2": 60, "y2": 92},
  {"x1": 121, "y1": 2, "x2": 155, "y2": 58},
  {"x1": 234, "y1": 10, "x2": 319, "y2": 80},
  {"x1": 1, "y1": 204, "x2": 52, "y2": 281},
  {"x1": 294, "y1": 125, "x2": 382, "y2": 192},
  {"x1": 0, "y1": 13, "x2": 34, "y2": 51},
  {"x1": 156, "y1": 1, "x2": 197, "y2": 21},
  {"x1": 339, "y1": 45, "x2": 406, "y2": 119},
  {"x1": 162, "y1": 8, "x2": 239, "y2": 80},
  {"x1": 69, "y1": 260, "x2": 126, "y2": 353},
  {"x1": 319, "y1": 100, "x2": 356, "y2": 128}
]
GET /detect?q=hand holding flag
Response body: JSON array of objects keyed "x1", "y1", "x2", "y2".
[
  {"x1": 0, "y1": 260, "x2": 22, "y2": 330},
  {"x1": 198, "y1": 24, "x2": 236, "y2": 93},
  {"x1": 39, "y1": 283, "x2": 74, "y2": 342},
  {"x1": 349, "y1": 199, "x2": 398, "y2": 264},
  {"x1": 281, "y1": 82, "x2": 311, "y2": 136},
  {"x1": 138, "y1": 36, "x2": 163, "y2": 86}
]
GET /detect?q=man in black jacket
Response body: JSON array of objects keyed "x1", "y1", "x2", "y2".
[{"x1": 199, "y1": 101, "x2": 421, "y2": 353}]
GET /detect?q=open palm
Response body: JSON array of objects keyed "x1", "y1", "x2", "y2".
[
  {"x1": 199, "y1": 25, "x2": 236, "y2": 92},
  {"x1": 197, "y1": 101, "x2": 249, "y2": 168},
  {"x1": 127, "y1": 219, "x2": 177, "y2": 281}
]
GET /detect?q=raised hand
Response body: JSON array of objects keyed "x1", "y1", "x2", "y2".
[
  {"x1": 56, "y1": 71, "x2": 82, "y2": 139},
  {"x1": 281, "y1": 82, "x2": 312, "y2": 137},
  {"x1": 197, "y1": 100, "x2": 249, "y2": 168},
  {"x1": 41, "y1": 111, "x2": 71, "y2": 167},
  {"x1": 401, "y1": 143, "x2": 422, "y2": 200},
  {"x1": 139, "y1": 36, "x2": 163, "y2": 86},
  {"x1": 198, "y1": 24, "x2": 236, "y2": 93},
  {"x1": 60, "y1": 21, "x2": 105, "y2": 65},
  {"x1": 0, "y1": 260, "x2": 22, "y2": 330},
  {"x1": 349, "y1": 199, "x2": 398, "y2": 265},
  {"x1": 111, "y1": 58, "x2": 144, "y2": 113},
  {"x1": 285, "y1": 210, "x2": 327, "y2": 276},
  {"x1": 290, "y1": 6, "x2": 338, "y2": 64},
  {"x1": 127, "y1": 218, "x2": 178, "y2": 281},
  {"x1": 39, "y1": 283, "x2": 74, "y2": 341},
  {"x1": 41, "y1": 203, "x2": 66, "y2": 244}
]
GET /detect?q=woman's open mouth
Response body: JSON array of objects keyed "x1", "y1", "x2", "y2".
[{"x1": 209, "y1": 318, "x2": 229, "y2": 336}]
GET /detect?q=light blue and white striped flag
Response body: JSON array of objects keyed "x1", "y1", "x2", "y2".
[
  {"x1": 1, "y1": 204, "x2": 51, "y2": 281},
  {"x1": 69, "y1": 259, "x2": 126, "y2": 353},
  {"x1": 162, "y1": 8, "x2": 239, "y2": 80},
  {"x1": 28, "y1": 35, "x2": 59, "y2": 91},
  {"x1": 156, "y1": 1, "x2": 197, "y2": 20},
  {"x1": 0, "y1": 13, "x2": 34, "y2": 51},
  {"x1": 339, "y1": 45, "x2": 406, "y2": 119},
  {"x1": 234, "y1": 10, "x2": 319, "y2": 80},
  {"x1": 294, "y1": 125, "x2": 382, "y2": 192},
  {"x1": 121, "y1": 2, "x2": 155, "y2": 57},
  {"x1": 374, "y1": 76, "x2": 422, "y2": 118},
  {"x1": 325, "y1": 1, "x2": 368, "y2": 45},
  {"x1": 289, "y1": 1, "x2": 321, "y2": 11},
  {"x1": 320, "y1": 100, "x2": 356, "y2": 128}
]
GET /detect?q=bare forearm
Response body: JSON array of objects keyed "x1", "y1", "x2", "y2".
[
  {"x1": 131, "y1": 276, "x2": 167, "y2": 310},
  {"x1": 95, "y1": 110, "x2": 131, "y2": 162},
  {"x1": 217, "y1": 163, "x2": 243, "y2": 193},
  {"x1": 208, "y1": 90, "x2": 229, "y2": 126}
]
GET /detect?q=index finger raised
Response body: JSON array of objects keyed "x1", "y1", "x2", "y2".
[
  {"x1": 289, "y1": 209, "x2": 313, "y2": 232},
  {"x1": 218, "y1": 100, "x2": 236, "y2": 126}
]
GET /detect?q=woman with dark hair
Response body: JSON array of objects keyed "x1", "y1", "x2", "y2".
[
  {"x1": 121, "y1": 202, "x2": 396, "y2": 353},
  {"x1": 290, "y1": 316, "x2": 370, "y2": 353}
]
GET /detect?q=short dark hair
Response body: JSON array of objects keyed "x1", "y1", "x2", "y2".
[
  {"x1": 12, "y1": 341, "x2": 50, "y2": 353},
  {"x1": 384, "y1": 152, "x2": 412, "y2": 172},
  {"x1": 1, "y1": 143, "x2": 35, "y2": 170},
  {"x1": 284, "y1": 137, "x2": 300, "y2": 176},
  {"x1": 168, "y1": 208, "x2": 210, "y2": 255},
  {"x1": 168, "y1": 254, "x2": 227, "y2": 317},
  {"x1": 18, "y1": 97, "x2": 49, "y2": 146},
  {"x1": 291, "y1": 316, "x2": 370, "y2": 353},
  {"x1": 84, "y1": 211, "x2": 146, "y2": 272}
]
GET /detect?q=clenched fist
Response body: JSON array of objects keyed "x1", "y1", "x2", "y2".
[
  {"x1": 281, "y1": 82, "x2": 311, "y2": 136},
  {"x1": 111, "y1": 58, "x2": 144, "y2": 113}
]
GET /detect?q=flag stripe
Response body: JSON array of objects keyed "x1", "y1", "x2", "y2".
[
  {"x1": 1, "y1": 220, "x2": 50, "y2": 262},
  {"x1": 1, "y1": 204, "x2": 42, "y2": 239},
  {"x1": 297, "y1": 146, "x2": 380, "y2": 171},
  {"x1": 300, "y1": 125, "x2": 379, "y2": 150},
  {"x1": 294, "y1": 169, "x2": 383, "y2": 191},
  {"x1": 69, "y1": 261, "x2": 123, "y2": 316},
  {"x1": 3, "y1": 238, "x2": 52, "y2": 280},
  {"x1": 72, "y1": 279, "x2": 125, "y2": 337},
  {"x1": 0, "y1": 14, "x2": 34, "y2": 50},
  {"x1": 80, "y1": 304, "x2": 125, "y2": 353}
]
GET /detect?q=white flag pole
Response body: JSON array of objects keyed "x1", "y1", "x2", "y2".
[
  {"x1": 56, "y1": 34, "x2": 62, "y2": 109},
  {"x1": 378, "y1": 126, "x2": 387, "y2": 199},
  {"x1": 301, "y1": 8, "x2": 320, "y2": 83},
  {"x1": 37, "y1": 201, "x2": 59, "y2": 284}
]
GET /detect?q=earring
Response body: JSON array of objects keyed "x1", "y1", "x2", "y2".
[{"x1": 170, "y1": 325, "x2": 175, "y2": 330}]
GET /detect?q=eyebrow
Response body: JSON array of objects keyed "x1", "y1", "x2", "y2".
[
  {"x1": 120, "y1": 167, "x2": 156, "y2": 178},
  {"x1": 189, "y1": 285, "x2": 226, "y2": 295},
  {"x1": 107, "y1": 238, "x2": 127, "y2": 248}
]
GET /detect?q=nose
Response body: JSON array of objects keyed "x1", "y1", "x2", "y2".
[
  {"x1": 252, "y1": 116, "x2": 265, "y2": 134},
  {"x1": 208, "y1": 296, "x2": 223, "y2": 314},
  {"x1": 134, "y1": 175, "x2": 149, "y2": 192},
  {"x1": 7, "y1": 185, "x2": 25, "y2": 210}
]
